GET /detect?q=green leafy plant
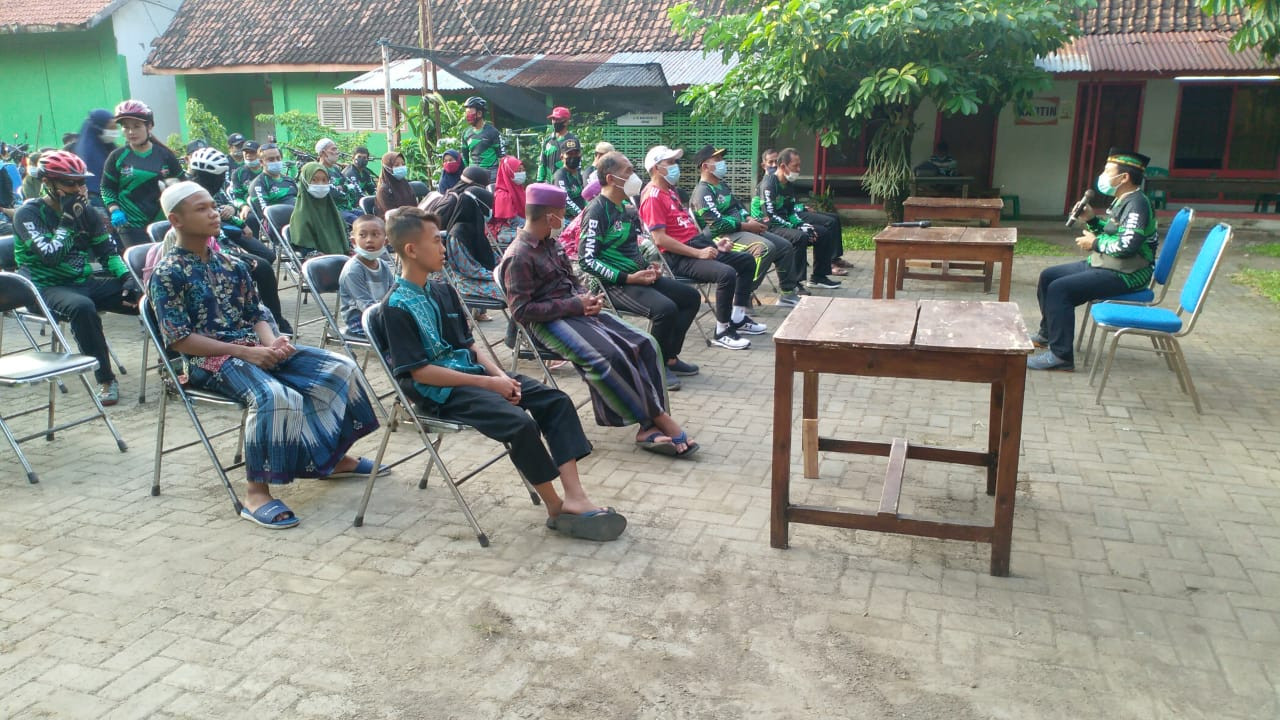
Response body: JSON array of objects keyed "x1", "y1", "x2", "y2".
[
  {"x1": 394, "y1": 94, "x2": 467, "y2": 182},
  {"x1": 164, "y1": 133, "x2": 183, "y2": 152},
  {"x1": 185, "y1": 98, "x2": 229, "y2": 150},
  {"x1": 1202, "y1": 0, "x2": 1280, "y2": 61},
  {"x1": 253, "y1": 109, "x2": 370, "y2": 164}
]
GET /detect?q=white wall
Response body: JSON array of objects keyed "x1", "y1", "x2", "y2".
[
  {"x1": 1137, "y1": 79, "x2": 1179, "y2": 171},
  {"x1": 911, "y1": 98, "x2": 939, "y2": 166},
  {"x1": 111, "y1": 0, "x2": 182, "y2": 139},
  {"x1": 991, "y1": 79, "x2": 1080, "y2": 216}
]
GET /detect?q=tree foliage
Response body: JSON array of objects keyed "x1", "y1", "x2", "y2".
[
  {"x1": 671, "y1": 0, "x2": 1089, "y2": 217},
  {"x1": 252, "y1": 110, "x2": 370, "y2": 164},
  {"x1": 1203, "y1": 0, "x2": 1280, "y2": 60},
  {"x1": 185, "y1": 98, "x2": 229, "y2": 150}
]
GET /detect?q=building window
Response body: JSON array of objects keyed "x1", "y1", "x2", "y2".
[
  {"x1": 316, "y1": 95, "x2": 389, "y2": 132},
  {"x1": 1173, "y1": 84, "x2": 1280, "y2": 173}
]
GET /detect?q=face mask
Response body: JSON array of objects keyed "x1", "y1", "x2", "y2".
[
  {"x1": 512, "y1": 171, "x2": 527, "y2": 185},
  {"x1": 712, "y1": 160, "x2": 728, "y2": 178},
  {"x1": 443, "y1": 160, "x2": 461, "y2": 174},
  {"x1": 353, "y1": 246, "x2": 383, "y2": 261},
  {"x1": 565, "y1": 156, "x2": 581, "y2": 170},
  {"x1": 392, "y1": 166, "x2": 408, "y2": 180},
  {"x1": 246, "y1": 159, "x2": 261, "y2": 168},
  {"x1": 786, "y1": 171, "x2": 801, "y2": 183},
  {"x1": 465, "y1": 111, "x2": 480, "y2": 124},
  {"x1": 1096, "y1": 172, "x2": 1118, "y2": 196},
  {"x1": 307, "y1": 183, "x2": 331, "y2": 198},
  {"x1": 665, "y1": 165, "x2": 681, "y2": 184},
  {"x1": 267, "y1": 161, "x2": 284, "y2": 174},
  {"x1": 100, "y1": 129, "x2": 120, "y2": 142},
  {"x1": 549, "y1": 213, "x2": 564, "y2": 231},
  {"x1": 355, "y1": 157, "x2": 368, "y2": 168},
  {"x1": 621, "y1": 173, "x2": 643, "y2": 197},
  {"x1": 553, "y1": 121, "x2": 568, "y2": 132}
]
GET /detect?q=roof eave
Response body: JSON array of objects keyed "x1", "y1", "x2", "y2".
[
  {"x1": 144, "y1": 62, "x2": 379, "y2": 76},
  {"x1": 0, "y1": 0, "x2": 129, "y2": 34}
]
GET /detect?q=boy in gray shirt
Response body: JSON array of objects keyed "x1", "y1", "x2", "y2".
[{"x1": 339, "y1": 214, "x2": 395, "y2": 337}]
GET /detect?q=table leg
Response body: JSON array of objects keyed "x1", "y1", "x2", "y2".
[
  {"x1": 802, "y1": 371, "x2": 819, "y2": 479},
  {"x1": 998, "y1": 252, "x2": 1013, "y2": 302},
  {"x1": 885, "y1": 254, "x2": 898, "y2": 299},
  {"x1": 990, "y1": 360, "x2": 1027, "y2": 577},
  {"x1": 872, "y1": 248, "x2": 885, "y2": 299},
  {"x1": 987, "y1": 380, "x2": 1002, "y2": 496},
  {"x1": 771, "y1": 351, "x2": 795, "y2": 549}
]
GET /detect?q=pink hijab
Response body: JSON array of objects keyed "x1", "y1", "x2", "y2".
[{"x1": 492, "y1": 156, "x2": 526, "y2": 221}]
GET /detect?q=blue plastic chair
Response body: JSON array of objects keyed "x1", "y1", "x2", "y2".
[
  {"x1": 1078, "y1": 207, "x2": 1195, "y2": 361},
  {"x1": 1087, "y1": 223, "x2": 1232, "y2": 414}
]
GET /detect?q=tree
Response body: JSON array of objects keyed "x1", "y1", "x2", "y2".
[
  {"x1": 671, "y1": 0, "x2": 1089, "y2": 219},
  {"x1": 1202, "y1": 0, "x2": 1280, "y2": 61}
]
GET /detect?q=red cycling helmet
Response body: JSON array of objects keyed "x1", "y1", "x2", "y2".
[
  {"x1": 39, "y1": 150, "x2": 93, "y2": 180},
  {"x1": 113, "y1": 99, "x2": 154, "y2": 125}
]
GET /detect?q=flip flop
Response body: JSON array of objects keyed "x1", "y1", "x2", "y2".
[
  {"x1": 323, "y1": 457, "x2": 391, "y2": 480},
  {"x1": 547, "y1": 508, "x2": 627, "y2": 542},
  {"x1": 240, "y1": 499, "x2": 299, "y2": 529},
  {"x1": 636, "y1": 431, "x2": 679, "y2": 456},
  {"x1": 671, "y1": 432, "x2": 700, "y2": 460}
]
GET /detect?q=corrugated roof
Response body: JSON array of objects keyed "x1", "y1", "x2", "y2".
[
  {"x1": 1080, "y1": 0, "x2": 1239, "y2": 34},
  {"x1": 0, "y1": 0, "x2": 121, "y2": 33},
  {"x1": 339, "y1": 51, "x2": 732, "y2": 93},
  {"x1": 1038, "y1": 31, "x2": 1274, "y2": 73}
]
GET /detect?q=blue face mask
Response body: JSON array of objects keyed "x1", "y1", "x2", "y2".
[
  {"x1": 712, "y1": 159, "x2": 728, "y2": 178},
  {"x1": 665, "y1": 164, "x2": 681, "y2": 184},
  {"x1": 267, "y1": 161, "x2": 284, "y2": 175},
  {"x1": 245, "y1": 159, "x2": 261, "y2": 168},
  {"x1": 392, "y1": 165, "x2": 408, "y2": 180},
  {"x1": 1096, "y1": 172, "x2": 1118, "y2": 197}
]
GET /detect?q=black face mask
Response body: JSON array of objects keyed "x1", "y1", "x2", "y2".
[
  {"x1": 355, "y1": 157, "x2": 369, "y2": 168},
  {"x1": 553, "y1": 121, "x2": 568, "y2": 132},
  {"x1": 564, "y1": 156, "x2": 581, "y2": 170}
]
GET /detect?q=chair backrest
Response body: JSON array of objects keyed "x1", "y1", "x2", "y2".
[
  {"x1": 301, "y1": 253, "x2": 347, "y2": 296},
  {"x1": 147, "y1": 221, "x2": 171, "y2": 245},
  {"x1": 0, "y1": 234, "x2": 14, "y2": 271},
  {"x1": 263, "y1": 203, "x2": 294, "y2": 246},
  {"x1": 0, "y1": 271, "x2": 75, "y2": 350},
  {"x1": 409, "y1": 181, "x2": 430, "y2": 201},
  {"x1": 1178, "y1": 223, "x2": 1232, "y2": 331},
  {"x1": 1152, "y1": 207, "x2": 1194, "y2": 286},
  {"x1": 123, "y1": 242, "x2": 158, "y2": 288},
  {"x1": 359, "y1": 195, "x2": 376, "y2": 215}
]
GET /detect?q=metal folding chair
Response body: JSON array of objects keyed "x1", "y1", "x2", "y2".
[
  {"x1": 1078, "y1": 207, "x2": 1195, "y2": 362},
  {"x1": 1088, "y1": 223, "x2": 1232, "y2": 414},
  {"x1": 357, "y1": 303, "x2": 541, "y2": 545},
  {"x1": 359, "y1": 195, "x2": 376, "y2": 215},
  {"x1": 123, "y1": 242, "x2": 163, "y2": 403},
  {"x1": 138, "y1": 297, "x2": 247, "y2": 512},
  {"x1": 300, "y1": 254, "x2": 390, "y2": 418},
  {"x1": 409, "y1": 181, "x2": 431, "y2": 204},
  {"x1": 0, "y1": 271, "x2": 128, "y2": 484}
]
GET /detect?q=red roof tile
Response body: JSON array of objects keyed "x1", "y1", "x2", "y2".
[
  {"x1": 146, "y1": 0, "x2": 726, "y2": 72},
  {"x1": 1, "y1": 0, "x2": 119, "y2": 32},
  {"x1": 1081, "y1": 0, "x2": 1240, "y2": 34}
]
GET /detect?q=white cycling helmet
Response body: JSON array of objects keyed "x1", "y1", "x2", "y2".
[{"x1": 188, "y1": 146, "x2": 230, "y2": 175}]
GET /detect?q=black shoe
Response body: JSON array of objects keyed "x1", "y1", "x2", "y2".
[
  {"x1": 795, "y1": 283, "x2": 812, "y2": 296},
  {"x1": 666, "y1": 358, "x2": 700, "y2": 376},
  {"x1": 809, "y1": 276, "x2": 842, "y2": 289}
]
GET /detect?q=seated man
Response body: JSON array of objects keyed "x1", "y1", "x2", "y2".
[
  {"x1": 640, "y1": 145, "x2": 765, "y2": 350},
  {"x1": 250, "y1": 143, "x2": 298, "y2": 221},
  {"x1": 381, "y1": 207, "x2": 626, "y2": 541},
  {"x1": 149, "y1": 181, "x2": 383, "y2": 530},
  {"x1": 1029, "y1": 149, "x2": 1158, "y2": 372},
  {"x1": 344, "y1": 146, "x2": 378, "y2": 197},
  {"x1": 339, "y1": 214, "x2": 395, "y2": 338},
  {"x1": 578, "y1": 151, "x2": 701, "y2": 389},
  {"x1": 752, "y1": 147, "x2": 843, "y2": 289},
  {"x1": 690, "y1": 144, "x2": 801, "y2": 307},
  {"x1": 12, "y1": 150, "x2": 140, "y2": 405},
  {"x1": 501, "y1": 183, "x2": 700, "y2": 459},
  {"x1": 316, "y1": 138, "x2": 362, "y2": 226}
]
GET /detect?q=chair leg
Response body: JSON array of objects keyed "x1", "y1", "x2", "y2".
[
  {"x1": 507, "y1": 443, "x2": 541, "y2": 506},
  {"x1": 1169, "y1": 338, "x2": 1202, "y2": 414},
  {"x1": 355, "y1": 409, "x2": 399, "y2": 527},
  {"x1": 1093, "y1": 331, "x2": 1124, "y2": 404},
  {"x1": 107, "y1": 338, "x2": 127, "y2": 376},
  {"x1": 153, "y1": 390, "x2": 168, "y2": 496},
  {"x1": 419, "y1": 434, "x2": 444, "y2": 489},
  {"x1": 0, "y1": 416, "x2": 39, "y2": 484},
  {"x1": 46, "y1": 377, "x2": 56, "y2": 441},
  {"x1": 234, "y1": 409, "x2": 247, "y2": 465},
  {"x1": 138, "y1": 325, "x2": 150, "y2": 404},
  {"x1": 1076, "y1": 301, "x2": 1094, "y2": 353},
  {"x1": 428, "y1": 443, "x2": 489, "y2": 547},
  {"x1": 1088, "y1": 327, "x2": 1109, "y2": 385}
]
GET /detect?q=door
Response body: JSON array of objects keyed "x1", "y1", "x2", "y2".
[
  {"x1": 937, "y1": 106, "x2": 999, "y2": 189},
  {"x1": 251, "y1": 100, "x2": 275, "y2": 143},
  {"x1": 1066, "y1": 83, "x2": 1144, "y2": 213}
]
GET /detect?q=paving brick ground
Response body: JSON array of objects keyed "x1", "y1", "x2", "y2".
[{"x1": 2, "y1": 220, "x2": 1278, "y2": 719}]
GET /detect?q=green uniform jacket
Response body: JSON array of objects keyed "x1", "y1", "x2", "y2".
[
  {"x1": 750, "y1": 172, "x2": 803, "y2": 228},
  {"x1": 553, "y1": 167, "x2": 586, "y2": 218},
  {"x1": 13, "y1": 199, "x2": 127, "y2": 287},
  {"x1": 100, "y1": 144, "x2": 183, "y2": 227},
  {"x1": 461, "y1": 123, "x2": 504, "y2": 171},
  {"x1": 1085, "y1": 190, "x2": 1158, "y2": 290},
  {"x1": 577, "y1": 195, "x2": 648, "y2": 284},
  {"x1": 692, "y1": 179, "x2": 752, "y2": 235}
]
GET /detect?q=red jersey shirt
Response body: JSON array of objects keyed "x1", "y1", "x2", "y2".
[{"x1": 639, "y1": 182, "x2": 698, "y2": 246}]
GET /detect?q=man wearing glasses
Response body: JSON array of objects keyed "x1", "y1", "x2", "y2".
[{"x1": 12, "y1": 150, "x2": 139, "y2": 405}]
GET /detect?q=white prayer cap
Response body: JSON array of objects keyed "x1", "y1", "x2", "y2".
[{"x1": 160, "y1": 181, "x2": 207, "y2": 215}]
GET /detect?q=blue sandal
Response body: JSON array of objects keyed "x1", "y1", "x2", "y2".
[
  {"x1": 324, "y1": 457, "x2": 390, "y2": 480},
  {"x1": 240, "y1": 499, "x2": 299, "y2": 529},
  {"x1": 546, "y1": 508, "x2": 627, "y2": 542},
  {"x1": 636, "y1": 431, "x2": 679, "y2": 456},
  {"x1": 672, "y1": 432, "x2": 699, "y2": 459}
]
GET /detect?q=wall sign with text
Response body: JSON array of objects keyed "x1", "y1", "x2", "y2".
[{"x1": 1016, "y1": 97, "x2": 1060, "y2": 125}]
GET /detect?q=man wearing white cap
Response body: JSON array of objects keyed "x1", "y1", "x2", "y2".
[
  {"x1": 148, "y1": 181, "x2": 383, "y2": 530},
  {"x1": 316, "y1": 138, "x2": 361, "y2": 225}
]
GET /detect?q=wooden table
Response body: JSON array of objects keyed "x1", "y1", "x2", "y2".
[
  {"x1": 910, "y1": 176, "x2": 977, "y2": 198},
  {"x1": 770, "y1": 298, "x2": 1033, "y2": 576},
  {"x1": 903, "y1": 196, "x2": 1003, "y2": 227},
  {"x1": 872, "y1": 226, "x2": 1017, "y2": 300}
]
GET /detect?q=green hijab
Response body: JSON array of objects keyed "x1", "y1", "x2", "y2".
[{"x1": 289, "y1": 162, "x2": 349, "y2": 255}]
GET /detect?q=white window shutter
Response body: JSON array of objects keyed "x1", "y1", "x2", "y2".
[
  {"x1": 376, "y1": 98, "x2": 389, "y2": 130},
  {"x1": 317, "y1": 97, "x2": 347, "y2": 130},
  {"x1": 348, "y1": 98, "x2": 377, "y2": 131}
]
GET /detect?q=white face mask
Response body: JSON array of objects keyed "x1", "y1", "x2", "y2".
[
  {"x1": 621, "y1": 173, "x2": 643, "y2": 197},
  {"x1": 786, "y1": 171, "x2": 801, "y2": 183},
  {"x1": 100, "y1": 129, "x2": 121, "y2": 142},
  {"x1": 512, "y1": 171, "x2": 527, "y2": 185},
  {"x1": 353, "y1": 246, "x2": 383, "y2": 261},
  {"x1": 307, "y1": 183, "x2": 331, "y2": 198}
]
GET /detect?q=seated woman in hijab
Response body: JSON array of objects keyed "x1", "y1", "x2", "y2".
[
  {"x1": 437, "y1": 149, "x2": 463, "y2": 194},
  {"x1": 375, "y1": 151, "x2": 416, "y2": 218},
  {"x1": 487, "y1": 155, "x2": 526, "y2": 251},
  {"x1": 441, "y1": 167, "x2": 503, "y2": 306},
  {"x1": 290, "y1": 162, "x2": 350, "y2": 258}
]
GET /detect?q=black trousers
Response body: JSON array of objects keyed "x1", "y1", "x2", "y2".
[
  {"x1": 728, "y1": 230, "x2": 800, "y2": 292},
  {"x1": 667, "y1": 250, "x2": 757, "y2": 322},
  {"x1": 1036, "y1": 261, "x2": 1130, "y2": 362},
  {"x1": 607, "y1": 276, "x2": 701, "y2": 361},
  {"x1": 39, "y1": 277, "x2": 136, "y2": 384},
  {"x1": 222, "y1": 224, "x2": 276, "y2": 264},
  {"x1": 116, "y1": 225, "x2": 151, "y2": 249},
  {"x1": 416, "y1": 374, "x2": 592, "y2": 486},
  {"x1": 800, "y1": 210, "x2": 842, "y2": 277}
]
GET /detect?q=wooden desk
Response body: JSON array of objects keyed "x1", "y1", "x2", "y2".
[
  {"x1": 910, "y1": 175, "x2": 977, "y2": 198},
  {"x1": 770, "y1": 298, "x2": 1033, "y2": 576},
  {"x1": 903, "y1": 196, "x2": 1003, "y2": 227},
  {"x1": 872, "y1": 226, "x2": 1017, "y2": 300}
]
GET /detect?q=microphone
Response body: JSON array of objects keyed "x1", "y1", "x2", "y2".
[
  {"x1": 890, "y1": 220, "x2": 931, "y2": 228},
  {"x1": 1065, "y1": 189, "x2": 1096, "y2": 227}
]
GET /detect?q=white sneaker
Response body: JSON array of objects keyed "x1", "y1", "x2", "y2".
[
  {"x1": 712, "y1": 327, "x2": 751, "y2": 350},
  {"x1": 732, "y1": 316, "x2": 767, "y2": 335}
]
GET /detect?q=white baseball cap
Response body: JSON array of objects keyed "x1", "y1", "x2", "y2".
[{"x1": 643, "y1": 145, "x2": 683, "y2": 172}]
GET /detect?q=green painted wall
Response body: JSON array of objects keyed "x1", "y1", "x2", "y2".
[
  {"x1": 270, "y1": 72, "x2": 390, "y2": 156},
  {"x1": 178, "y1": 74, "x2": 269, "y2": 141},
  {"x1": 0, "y1": 22, "x2": 127, "y2": 150}
]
